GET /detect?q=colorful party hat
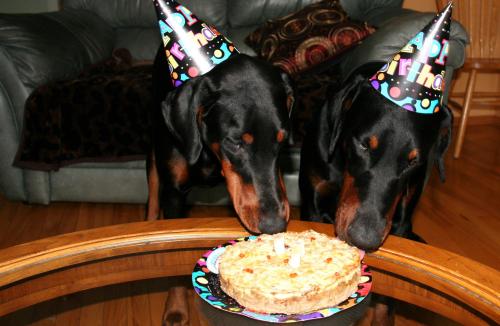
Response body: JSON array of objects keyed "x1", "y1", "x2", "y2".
[
  {"x1": 369, "y1": 2, "x2": 453, "y2": 114},
  {"x1": 153, "y1": 0, "x2": 239, "y2": 87}
]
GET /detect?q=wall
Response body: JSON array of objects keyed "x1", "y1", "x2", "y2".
[
  {"x1": 0, "y1": 0, "x2": 59, "y2": 13},
  {"x1": 403, "y1": 0, "x2": 437, "y2": 12}
]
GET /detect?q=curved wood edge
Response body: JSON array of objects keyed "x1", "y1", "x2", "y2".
[
  {"x1": 0, "y1": 218, "x2": 330, "y2": 286},
  {"x1": 364, "y1": 236, "x2": 500, "y2": 322},
  {"x1": 0, "y1": 218, "x2": 499, "y2": 322}
]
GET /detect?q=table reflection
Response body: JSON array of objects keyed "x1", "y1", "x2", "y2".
[{"x1": 194, "y1": 293, "x2": 372, "y2": 326}]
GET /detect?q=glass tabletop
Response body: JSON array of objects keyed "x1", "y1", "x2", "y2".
[
  {"x1": 0, "y1": 218, "x2": 497, "y2": 325},
  {"x1": 0, "y1": 276, "x2": 463, "y2": 325}
]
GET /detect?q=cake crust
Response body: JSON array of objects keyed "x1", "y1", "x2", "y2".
[{"x1": 218, "y1": 230, "x2": 361, "y2": 315}]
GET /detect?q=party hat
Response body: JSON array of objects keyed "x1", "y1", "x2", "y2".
[
  {"x1": 369, "y1": 2, "x2": 452, "y2": 114},
  {"x1": 153, "y1": 0, "x2": 239, "y2": 87}
]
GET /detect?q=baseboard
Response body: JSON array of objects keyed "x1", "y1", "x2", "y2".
[
  {"x1": 450, "y1": 109, "x2": 500, "y2": 126},
  {"x1": 447, "y1": 99, "x2": 500, "y2": 126}
]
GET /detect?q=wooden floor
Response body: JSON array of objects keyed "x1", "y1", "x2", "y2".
[{"x1": 0, "y1": 124, "x2": 498, "y2": 325}]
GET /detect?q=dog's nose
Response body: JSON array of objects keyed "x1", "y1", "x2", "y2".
[
  {"x1": 346, "y1": 217, "x2": 385, "y2": 251},
  {"x1": 258, "y1": 217, "x2": 287, "y2": 234}
]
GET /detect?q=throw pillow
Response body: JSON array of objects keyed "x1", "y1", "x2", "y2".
[{"x1": 245, "y1": 0, "x2": 374, "y2": 75}]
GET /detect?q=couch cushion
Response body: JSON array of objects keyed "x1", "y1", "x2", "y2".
[
  {"x1": 63, "y1": 0, "x2": 229, "y2": 62},
  {"x1": 245, "y1": 0, "x2": 374, "y2": 75},
  {"x1": 0, "y1": 9, "x2": 113, "y2": 90},
  {"x1": 114, "y1": 27, "x2": 160, "y2": 61},
  {"x1": 338, "y1": 0, "x2": 403, "y2": 22},
  {"x1": 14, "y1": 50, "x2": 153, "y2": 171},
  {"x1": 64, "y1": 0, "x2": 228, "y2": 29},
  {"x1": 227, "y1": 26, "x2": 259, "y2": 56},
  {"x1": 228, "y1": 0, "x2": 320, "y2": 28}
]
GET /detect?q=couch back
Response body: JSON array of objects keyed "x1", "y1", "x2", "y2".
[
  {"x1": 0, "y1": 0, "x2": 406, "y2": 115},
  {"x1": 63, "y1": 0, "x2": 332, "y2": 60}
]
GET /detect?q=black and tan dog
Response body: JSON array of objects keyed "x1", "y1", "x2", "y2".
[
  {"x1": 299, "y1": 74, "x2": 452, "y2": 251},
  {"x1": 148, "y1": 51, "x2": 293, "y2": 232},
  {"x1": 148, "y1": 47, "x2": 294, "y2": 325}
]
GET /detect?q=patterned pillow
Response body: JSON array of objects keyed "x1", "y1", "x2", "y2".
[{"x1": 245, "y1": 0, "x2": 374, "y2": 75}]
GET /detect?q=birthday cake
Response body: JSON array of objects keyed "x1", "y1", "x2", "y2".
[{"x1": 218, "y1": 230, "x2": 361, "y2": 315}]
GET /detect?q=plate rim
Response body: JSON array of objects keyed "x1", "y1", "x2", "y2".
[{"x1": 192, "y1": 235, "x2": 372, "y2": 323}]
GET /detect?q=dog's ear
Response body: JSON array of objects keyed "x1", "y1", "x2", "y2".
[
  {"x1": 328, "y1": 75, "x2": 364, "y2": 157},
  {"x1": 435, "y1": 104, "x2": 453, "y2": 182},
  {"x1": 161, "y1": 76, "x2": 209, "y2": 165},
  {"x1": 280, "y1": 72, "x2": 295, "y2": 117}
]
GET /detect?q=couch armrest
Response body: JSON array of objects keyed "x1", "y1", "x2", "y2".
[
  {"x1": 0, "y1": 9, "x2": 114, "y2": 202},
  {"x1": 0, "y1": 48, "x2": 29, "y2": 201},
  {"x1": 0, "y1": 10, "x2": 114, "y2": 91}
]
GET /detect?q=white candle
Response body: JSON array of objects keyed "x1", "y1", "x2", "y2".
[
  {"x1": 274, "y1": 235, "x2": 285, "y2": 255},
  {"x1": 288, "y1": 240, "x2": 304, "y2": 268},
  {"x1": 289, "y1": 254, "x2": 301, "y2": 268}
]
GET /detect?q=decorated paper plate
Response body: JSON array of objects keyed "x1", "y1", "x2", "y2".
[{"x1": 192, "y1": 235, "x2": 372, "y2": 323}]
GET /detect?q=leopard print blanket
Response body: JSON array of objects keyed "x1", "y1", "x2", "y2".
[
  {"x1": 13, "y1": 50, "x2": 340, "y2": 171},
  {"x1": 14, "y1": 50, "x2": 153, "y2": 171}
]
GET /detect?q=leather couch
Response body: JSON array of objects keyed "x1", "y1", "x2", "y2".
[{"x1": 0, "y1": 0, "x2": 468, "y2": 205}]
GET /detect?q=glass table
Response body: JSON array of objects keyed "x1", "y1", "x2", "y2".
[{"x1": 0, "y1": 218, "x2": 498, "y2": 325}]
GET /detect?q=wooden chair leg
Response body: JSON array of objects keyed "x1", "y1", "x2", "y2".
[{"x1": 453, "y1": 69, "x2": 477, "y2": 159}]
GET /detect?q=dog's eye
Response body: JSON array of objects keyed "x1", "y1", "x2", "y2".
[
  {"x1": 352, "y1": 138, "x2": 369, "y2": 152},
  {"x1": 224, "y1": 139, "x2": 243, "y2": 153},
  {"x1": 407, "y1": 149, "x2": 419, "y2": 167},
  {"x1": 359, "y1": 143, "x2": 368, "y2": 151},
  {"x1": 231, "y1": 142, "x2": 242, "y2": 150}
]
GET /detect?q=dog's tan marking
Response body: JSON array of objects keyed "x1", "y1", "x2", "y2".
[
  {"x1": 242, "y1": 133, "x2": 254, "y2": 145},
  {"x1": 403, "y1": 185, "x2": 417, "y2": 206},
  {"x1": 278, "y1": 169, "x2": 290, "y2": 222},
  {"x1": 196, "y1": 106, "x2": 205, "y2": 127},
  {"x1": 343, "y1": 98, "x2": 353, "y2": 110},
  {"x1": 286, "y1": 95, "x2": 294, "y2": 112},
  {"x1": 146, "y1": 151, "x2": 160, "y2": 221},
  {"x1": 382, "y1": 192, "x2": 403, "y2": 240},
  {"x1": 408, "y1": 148, "x2": 419, "y2": 161},
  {"x1": 335, "y1": 172, "x2": 360, "y2": 241},
  {"x1": 210, "y1": 142, "x2": 221, "y2": 158},
  {"x1": 168, "y1": 156, "x2": 189, "y2": 186},
  {"x1": 309, "y1": 173, "x2": 322, "y2": 189},
  {"x1": 369, "y1": 135, "x2": 379, "y2": 150},
  {"x1": 309, "y1": 171, "x2": 338, "y2": 200},
  {"x1": 277, "y1": 129, "x2": 286, "y2": 143},
  {"x1": 316, "y1": 180, "x2": 336, "y2": 197},
  {"x1": 221, "y1": 159, "x2": 260, "y2": 233},
  {"x1": 211, "y1": 142, "x2": 220, "y2": 153},
  {"x1": 310, "y1": 173, "x2": 335, "y2": 198}
]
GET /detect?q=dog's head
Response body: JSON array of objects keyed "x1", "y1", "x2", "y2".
[
  {"x1": 161, "y1": 54, "x2": 293, "y2": 234},
  {"x1": 328, "y1": 77, "x2": 452, "y2": 250}
]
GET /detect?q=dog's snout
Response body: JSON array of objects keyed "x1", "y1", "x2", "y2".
[
  {"x1": 258, "y1": 217, "x2": 287, "y2": 234},
  {"x1": 345, "y1": 215, "x2": 386, "y2": 251}
]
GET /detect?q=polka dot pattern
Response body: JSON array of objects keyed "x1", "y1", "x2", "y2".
[
  {"x1": 153, "y1": 0, "x2": 239, "y2": 88},
  {"x1": 368, "y1": 3, "x2": 452, "y2": 114}
]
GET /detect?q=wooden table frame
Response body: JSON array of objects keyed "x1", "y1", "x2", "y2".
[{"x1": 0, "y1": 218, "x2": 498, "y2": 324}]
